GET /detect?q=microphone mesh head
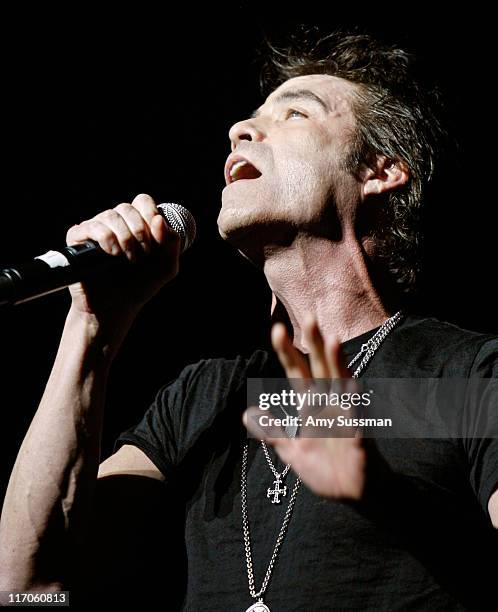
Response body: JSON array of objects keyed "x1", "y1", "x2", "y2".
[{"x1": 157, "y1": 203, "x2": 196, "y2": 253}]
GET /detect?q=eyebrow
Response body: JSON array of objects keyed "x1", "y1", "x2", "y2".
[{"x1": 251, "y1": 89, "x2": 329, "y2": 119}]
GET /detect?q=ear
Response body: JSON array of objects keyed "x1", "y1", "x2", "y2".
[{"x1": 362, "y1": 156, "x2": 410, "y2": 198}]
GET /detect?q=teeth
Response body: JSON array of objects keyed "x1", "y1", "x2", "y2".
[{"x1": 230, "y1": 159, "x2": 249, "y2": 180}]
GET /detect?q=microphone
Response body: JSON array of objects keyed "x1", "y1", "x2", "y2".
[{"x1": 0, "y1": 202, "x2": 196, "y2": 307}]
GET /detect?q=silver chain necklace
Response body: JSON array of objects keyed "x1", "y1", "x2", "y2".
[{"x1": 242, "y1": 311, "x2": 404, "y2": 612}]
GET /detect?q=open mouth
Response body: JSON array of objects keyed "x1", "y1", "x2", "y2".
[{"x1": 226, "y1": 157, "x2": 262, "y2": 185}]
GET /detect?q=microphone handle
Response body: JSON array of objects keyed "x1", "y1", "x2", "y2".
[{"x1": 0, "y1": 240, "x2": 120, "y2": 306}]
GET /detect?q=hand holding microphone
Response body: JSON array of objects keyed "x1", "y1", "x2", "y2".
[{"x1": 0, "y1": 193, "x2": 196, "y2": 321}]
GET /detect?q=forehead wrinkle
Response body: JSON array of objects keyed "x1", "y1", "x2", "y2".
[{"x1": 272, "y1": 89, "x2": 330, "y2": 111}]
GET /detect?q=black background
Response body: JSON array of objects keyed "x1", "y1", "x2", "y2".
[{"x1": 0, "y1": 5, "x2": 496, "y2": 498}]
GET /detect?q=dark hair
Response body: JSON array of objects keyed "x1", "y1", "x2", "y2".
[{"x1": 260, "y1": 29, "x2": 447, "y2": 295}]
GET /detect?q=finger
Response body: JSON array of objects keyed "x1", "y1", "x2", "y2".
[
  {"x1": 113, "y1": 202, "x2": 152, "y2": 255},
  {"x1": 272, "y1": 323, "x2": 310, "y2": 397},
  {"x1": 94, "y1": 208, "x2": 141, "y2": 261},
  {"x1": 131, "y1": 194, "x2": 180, "y2": 248},
  {"x1": 150, "y1": 213, "x2": 180, "y2": 249},
  {"x1": 271, "y1": 322, "x2": 311, "y2": 380},
  {"x1": 324, "y1": 336, "x2": 357, "y2": 417},
  {"x1": 131, "y1": 193, "x2": 159, "y2": 226},
  {"x1": 66, "y1": 220, "x2": 120, "y2": 256},
  {"x1": 244, "y1": 409, "x2": 301, "y2": 463},
  {"x1": 304, "y1": 315, "x2": 330, "y2": 379},
  {"x1": 243, "y1": 406, "x2": 288, "y2": 440}
]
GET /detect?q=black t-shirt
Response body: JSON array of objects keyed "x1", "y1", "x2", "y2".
[{"x1": 114, "y1": 314, "x2": 498, "y2": 611}]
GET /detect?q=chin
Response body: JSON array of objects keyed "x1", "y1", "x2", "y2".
[
  {"x1": 218, "y1": 181, "x2": 299, "y2": 256},
  {"x1": 217, "y1": 205, "x2": 257, "y2": 244}
]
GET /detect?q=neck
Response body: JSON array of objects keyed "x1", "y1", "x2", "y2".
[{"x1": 265, "y1": 230, "x2": 391, "y2": 351}]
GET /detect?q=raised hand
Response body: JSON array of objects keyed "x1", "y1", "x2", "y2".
[{"x1": 244, "y1": 317, "x2": 366, "y2": 500}]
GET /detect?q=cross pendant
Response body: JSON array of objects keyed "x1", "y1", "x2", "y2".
[{"x1": 267, "y1": 478, "x2": 287, "y2": 504}]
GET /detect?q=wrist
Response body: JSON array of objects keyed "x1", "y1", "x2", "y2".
[{"x1": 65, "y1": 306, "x2": 134, "y2": 364}]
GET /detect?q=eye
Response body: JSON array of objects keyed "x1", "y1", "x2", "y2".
[{"x1": 285, "y1": 108, "x2": 307, "y2": 120}]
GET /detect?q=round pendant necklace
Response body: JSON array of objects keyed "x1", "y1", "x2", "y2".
[{"x1": 241, "y1": 311, "x2": 404, "y2": 611}]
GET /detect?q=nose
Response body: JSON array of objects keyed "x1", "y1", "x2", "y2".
[{"x1": 229, "y1": 118, "x2": 266, "y2": 151}]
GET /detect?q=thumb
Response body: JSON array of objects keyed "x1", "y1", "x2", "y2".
[
  {"x1": 150, "y1": 214, "x2": 171, "y2": 245},
  {"x1": 243, "y1": 406, "x2": 288, "y2": 440}
]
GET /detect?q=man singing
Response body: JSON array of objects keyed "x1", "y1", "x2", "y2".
[{"x1": 1, "y1": 31, "x2": 497, "y2": 610}]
